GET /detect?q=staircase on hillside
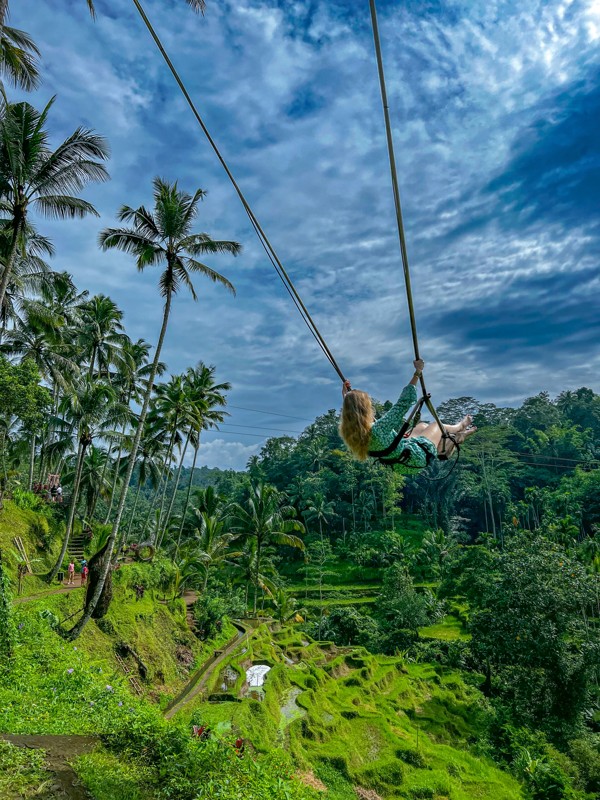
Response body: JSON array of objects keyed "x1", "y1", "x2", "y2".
[{"x1": 68, "y1": 534, "x2": 87, "y2": 563}]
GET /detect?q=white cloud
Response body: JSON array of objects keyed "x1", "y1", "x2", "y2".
[{"x1": 196, "y1": 438, "x2": 260, "y2": 471}]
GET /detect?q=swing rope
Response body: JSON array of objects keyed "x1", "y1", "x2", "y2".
[
  {"x1": 131, "y1": 0, "x2": 346, "y2": 383},
  {"x1": 368, "y1": 0, "x2": 448, "y2": 438}
]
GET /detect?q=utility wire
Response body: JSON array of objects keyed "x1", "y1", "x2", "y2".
[{"x1": 227, "y1": 404, "x2": 312, "y2": 422}]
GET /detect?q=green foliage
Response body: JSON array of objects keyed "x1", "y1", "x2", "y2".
[
  {"x1": 569, "y1": 737, "x2": 600, "y2": 794},
  {"x1": 11, "y1": 487, "x2": 48, "y2": 512},
  {"x1": 376, "y1": 564, "x2": 436, "y2": 651},
  {"x1": 319, "y1": 605, "x2": 381, "y2": 649},
  {"x1": 0, "y1": 355, "x2": 50, "y2": 433},
  {"x1": 470, "y1": 535, "x2": 600, "y2": 742},
  {"x1": 193, "y1": 586, "x2": 245, "y2": 640},
  {"x1": 76, "y1": 751, "x2": 155, "y2": 800},
  {"x1": 0, "y1": 739, "x2": 50, "y2": 798},
  {"x1": 0, "y1": 550, "x2": 15, "y2": 663}
]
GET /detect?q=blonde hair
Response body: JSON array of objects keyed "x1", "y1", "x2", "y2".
[{"x1": 339, "y1": 390, "x2": 374, "y2": 461}]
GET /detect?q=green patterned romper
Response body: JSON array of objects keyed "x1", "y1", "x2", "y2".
[{"x1": 369, "y1": 384, "x2": 438, "y2": 474}]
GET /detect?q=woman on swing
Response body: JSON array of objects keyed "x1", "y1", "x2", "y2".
[{"x1": 339, "y1": 359, "x2": 477, "y2": 473}]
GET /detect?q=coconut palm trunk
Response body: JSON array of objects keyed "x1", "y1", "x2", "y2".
[
  {"x1": 157, "y1": 429, "x2": 190, "y2": 549},
  {"x1": 104, "y1": 436, "x2": 124, "y2": 524},
  {"x1": 175, "y1": 435, "x2": 200, "y2": 560},
  {"x1": 66, "y1": 292, "x2": 172, "y2": 638},
  {"x1": 0, "y1": 229, "x2": 22, "y2": 311},
  {"x1": 48, "y1": 437, "x2": 88, "y2": 582},
  {"x1": 152, "y1": 429, "x2": 177, "y2": 545},
  {"x1": 119, "y1": 478, "x2": 143, "y2": 553}
]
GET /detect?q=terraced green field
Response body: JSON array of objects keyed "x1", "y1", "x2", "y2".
[{"x1": 180, "y1": 626, "x2": 522, "y2": 799}]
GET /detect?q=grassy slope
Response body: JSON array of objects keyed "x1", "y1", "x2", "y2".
[
  {"x1": 0, "y1": 503, "x2": 236, "y2": 733},
  {"x1": 0, "y1": 500, "x2": 61, "y2": 593}
]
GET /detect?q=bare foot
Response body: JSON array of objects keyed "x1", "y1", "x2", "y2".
[
  {"x1": 460, "y1": 414, "x2": 473, "y2": 431},
  {"x1": 455, "y1": 425, "x2": 477, "y2": 444}
]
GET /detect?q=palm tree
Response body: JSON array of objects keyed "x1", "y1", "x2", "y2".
[
  {"x1": 0, "y1": 23, "x2": 40, "y2": 91},
  {"x1": 174, "y1": 364, "x2": 230, "y2": 551},
  {"x1": 77, "y1": 295, "x2": 127, "y2": 378},
  {"x1": 63, "y1": 443, "x2": 111, "y2": 522},
  {"x1": 193, "y1": 509, "x2": 241, "y2": 591},
  {"x1": 103, "y1": 337, "x2": 162, "y2": 524},
  {"x1": 147, "y1": 373, "x2": 192, "y2": 544},
  {"x1": 121, "y1": 427, "x2": 168, "y2": 547},
  {"x1": 230, "y1": 483, "x2": 304, "y2": 614},
  {"x1": 305, "y1": 493, "x2": 335, "y2": 542},
  {"x1": 48, "y1": 377, "x2": 127, "y2": 582},
  {"x1": 66, "y1": 177, "x2": 239, "y2": 638},
  {"x1": 0, "y1": 98, "x2": 109, "y2": 310},
  {"x1": 0, "y1": 225, "x2": 54, "y2": 334}
]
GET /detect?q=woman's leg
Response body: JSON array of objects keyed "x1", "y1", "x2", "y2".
[
  {"x1": 407, "y1": 422, "x2": 429, "y2": 437},
  {"x1": 419, "y1": 419, "x2": 477, "y2": 457}
]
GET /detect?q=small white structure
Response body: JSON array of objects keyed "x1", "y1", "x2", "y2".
[{"x1": 246, "y1": 664, "x2": 271, "y2": 688}]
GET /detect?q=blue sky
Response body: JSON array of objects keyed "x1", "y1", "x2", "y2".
[{"x1": 14, "y1": 0, "x2": 600, "y2": 469}]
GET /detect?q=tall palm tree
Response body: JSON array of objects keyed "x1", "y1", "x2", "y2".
[
  {"x1": 0, "y1": 98, "x2": 109, "y2": 310},
  {"x1": 77, "y1": 294, "x2": 127, "y2": 378},
  {"x1": 63, "y1": 443, "x2": 111, "y2": 522},
  {"x1": 306, "y1": 493, "x2": 335, "y2": 542},
  {"x1": 121, "y1": 426, "x2": 168, "y2": 547},
  {"x1": 48, "y1": 377, "x2": 127, "y2": 582},
  {"x1": 173, "y1": 363, "x2": 230, "y2": 552},
  {"x1": 103, "y1": 337, "x2": 162, "y2": 524},
  {"x1": 147, "y1": 373, "x2": 192, "y2": 544},
  {"x1": 66, "y1": 177, "x2": 239, "y2": 638},
  {"x1": 230, "y1": 482, "x2": 304, "y2": 614}
]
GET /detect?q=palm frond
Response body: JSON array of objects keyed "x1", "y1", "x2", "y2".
[
  {"x1": 0, "y1": 26, "x2": 41, "y2": 91},
  {"x1": 34, "y1": 195, "x2": 100, "y2": 219},
  {"x1": 183, "y1": 258, "x2": 236, "y2": 295},
  {"x1": 186, "y1": 0, "x2": 206, "y2": 13},
  {"x1": 180, "y1": 234, "x2": 241, "y2": 258}
]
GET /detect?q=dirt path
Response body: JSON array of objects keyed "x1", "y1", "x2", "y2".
[
  {"x1": 14, "y1": 585, "x2": 83, "y2": 604},
  {"x1": 164, "y1": 620, "x2": 255, "y2": 719},
  {"x1": 1, "y1": 734, "x2": 97, "y2": 799}
]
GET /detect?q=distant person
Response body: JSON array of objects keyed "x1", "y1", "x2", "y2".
[
  {"x1": 56, "y1": 485, "x2": 63, "y2": 503},
  {"x1": 81, "y1": 565, "x2": 89, "y2": 586},
  {"x1": 67, "y1": 561, "x2": 75, "y2": 585},
  {"x1": 339, "y1": 359, "x2": 477, "y2": 473},
  {"x1": 50, "y1": 485, "x2": 58, "y2": 503}
]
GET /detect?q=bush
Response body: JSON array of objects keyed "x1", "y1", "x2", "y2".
[{"x1": 570, "y1": 737, "x2": 600, "y2": 794}]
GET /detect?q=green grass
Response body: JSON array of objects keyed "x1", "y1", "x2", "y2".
[
  {"x1": 287, "y1": 583, "x2": 382, "y2": 595},
  {"x1": 302, "y1": 596, "x2": 378, "y2": 608},
  {"x1": 419, "y1": 614, "x2": 471, "y2": 641},
  {"x1": 0, "y1": 739, "x2": 53, "y2": 799}
]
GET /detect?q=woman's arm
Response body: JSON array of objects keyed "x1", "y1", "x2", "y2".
[{"x1": 371, "y1": 361, "x2": 425, "y2": 439}]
